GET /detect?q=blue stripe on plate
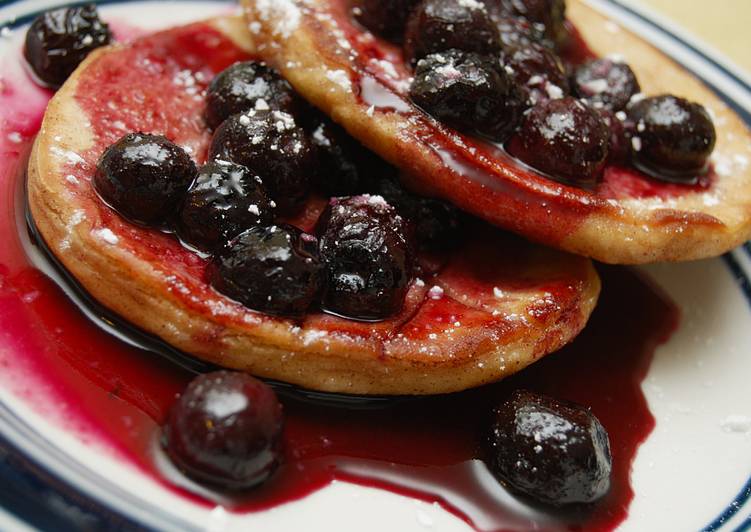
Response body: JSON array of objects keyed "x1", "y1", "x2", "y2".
[{"x1": 1, "y1": 0, "x2": 751, "y2": 531}]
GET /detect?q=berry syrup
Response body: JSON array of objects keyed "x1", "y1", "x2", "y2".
[{"x1": 0, "y1": 18, "x2": 678, "y2": 532}]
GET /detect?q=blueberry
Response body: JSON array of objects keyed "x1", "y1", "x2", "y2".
[
  {"x1": 501, "y1": 43, "x2": 569, "y2": 105},
  {"x1": 209, "y1": 225, "x2": 323, "y2": 316},
  {"x1": 627, "y1": 95, "x2": 716, "y2": 182},
  {"x1": 492, "y1": 0, "x2": 567, "y2": 49},
  {"x1": 177, "y1": 161, "x2": 275, "y2": 253},
  {"x1": 507, "y1": 97, "x2": 610, "y2": 186},
  {"x1": 209, "y1": 110, "x2": 315, "y2": 214},
  {"x1": 350, "y1": 0, "x2": 421, "y2": 42},
  {"x1": 162, "y1": 371, "x2": 284, "y2": 490},
  {"x1": 494, "y1": 15, "x2": 551, "y2": 49},
  {"x1": 317, "y1": 195, "x2": 414, "y2": 321},
  {"x1": 94, "y1": 133, "x2": 196, "y2": 225},
  {"x1": 404, "y1": 0, "x2": 501, "y2": 65},
  {"x1": 410, "y1": 49, "x2": 526, "y2": 142},
  {"x1": 572, "y1": 59, "x2": 640, "y2": 112},
  {"x1": 599, "y1": 109, "x2": 631, "y2": 165},
  {"x1": 483, "y1": 390, "x2": 612, "y2": 505},
  {"x1": 374, "y1": 176, "x2": 462, "y2": 251},
  {"x1": 24, "y1": 4, "x2": 112, "y2": 89},
  {"x1": 309, "y1": 115, "x2": 395, "y2": 196},
  {"x1": 205, "y1": 61, "x2": 300, "y2": 130}
]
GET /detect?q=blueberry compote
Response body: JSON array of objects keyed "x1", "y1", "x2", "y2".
[
  {"x1": 24, "y1": 4, "x2": 112, "y2": 88},
  {"x1": 5, "y1": 19, "x2": 680, "y2": 532}
]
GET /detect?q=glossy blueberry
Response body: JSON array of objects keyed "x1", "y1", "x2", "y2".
[
  {"x1": 162, "y1": 371, "x2": 284, "y2": 490},
  {"x1": 317, "y1": 195, "x2": 414, "y2": 321},
  {"x1": 508, "y1": 97, "x2": 610, "y2": 186},
  {"x1": 572, "y1": 59, "x2": 640, "y2": 112},
  {"x1": 483, "y1": 390, "x2": 612, "y2": 505},
  {"x1": 205, "y1": 61, "x2": 299, "y2": 130},
  {"x1": 501, "y1": 43, "x2": 569, "y2": 105},
  {"x1": 404, "y1": 0, "x2": 501, "y2": 65},
  {"x1": 24, "y1": 4, "x2": 112, "y2": 88},
  {"x1": 209, "y1": 109, "x2": 315, "y2": 214},
  {"x1": 491, "y1": 0, "x2": 567, "y2": 48},
  {"x1": 627, "y1": 95, "x2": 716, "y2": 182},
  {"x1": 209, "y1": 224, "x2": 323, "y2": 316},
  {"x1": 177, "y1": 161, "x2": 275, "y2": 253},
  {"x1": 350, "y1": 0, "x2": 421, "y2": 42},
  {"x1": 94, "y1": 133, "x2": 196, "y2": 225},
  {"x1": 494, "y1": 15, "x2": 551, "y2": 49},
  {"x1": 410, "y1": 49, "x2": 526, "y2": 142}
]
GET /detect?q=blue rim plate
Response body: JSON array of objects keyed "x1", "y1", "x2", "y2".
[{"x1": 1, "y1": 1, "x2": 751, "y2": 530}]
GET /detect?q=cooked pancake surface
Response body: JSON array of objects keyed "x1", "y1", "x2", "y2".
[
  {"x1": 243, "y1": 0, "x2": 751, "y2": 264},
  {"x1": 28, "y1": 16, "x2": 600, "y2": 395}
]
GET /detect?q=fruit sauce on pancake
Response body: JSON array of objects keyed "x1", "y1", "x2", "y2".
[
  {"x1": 294, "y1": 0, "x2": 715, "y2": 242},
  {"x1": 2, "y1": 18, "x2": 678, "y2": 532}
]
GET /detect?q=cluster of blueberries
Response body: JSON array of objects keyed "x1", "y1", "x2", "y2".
[
  {"x1": 94, "y1": 59, "x2": 466, "y2": 322},
  {"x1": 354, "y1": 0, "x2": 717, "y2": 186}
]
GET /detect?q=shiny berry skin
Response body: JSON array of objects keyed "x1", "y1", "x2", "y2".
[
  {"x1": 209, "y1": 225, "x2": 323, "y2": 316},
  {"x1": 350, "y1": 0, "x2": 421, "y2": 42},
  {"x1": 162, "y1": 371, "x2": 284, "y2": 490},
  {"x1": 501, "y1": 43, "x2": 569, "y2": 105},
  {"x1": 483, "y1": 390, "x2": 612, "y2": 505},
  {"x1": 94, "y1": 133, "x2": 196, "y2": 225},
  {"x1": 404, "y1": 0, "x2": 501, "y2": 65},
  {"x1": 494, "y1": 16, "x2": 550, "y2": 49},
  {"x1": 317, "y1": 195, "x2": 414, "y2": 321},
  {"x1": 205, "y1": 61, "x2": 299, "y2": 130},
  {"x1": 507, "y1": 97, "x2": 610, "y2": 186},
  {"x1": 627, "y1": 95, "x2": 716, "y2": 182},
  {"x1": 572, "y1": 59, "x2": 640, "y2": 112},
  {"x1": 309, "y1": 116, "x2": 393, "y2": 196},
  {"x1": 410, "y1": 49, "x2": 526, "y2": 142},
  {"x1": 209, "y1": 110, "x2": 315, "y2": 214},
  {"x1": 24, "y1": 5, "x2": 112, "y2": 89},
  {"x1": 599, "y1": 109, "x2": 631, "y2": 165},
  {"x1": 177, "y1": 161, "x2": 275, "y2": 253},
  {"x1": 493, "y1": 0, "x2": 567, "y2": 48}
]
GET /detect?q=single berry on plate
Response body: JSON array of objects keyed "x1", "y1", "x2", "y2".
[
  {"x1": 507, "y1": 97, "x2": 610, "y2": 186},
  {"x1": 404, "y1": 0, "x2": 501, "y2": 65},
  {"x1": 24, "y1": 4, "x2": 112, "y2": 89},
  {"x1": 162, "y1": 371, "x2": 284, "y2": 490},
  {"x1": 209, "y1": 109, "x2": 315, "y2": 214},
  {"x1": 410, "y1": 49, "x2": 526, "y2": 142},
  {"x1": 350, "y1": 0, "x2": 421, "y2": 42},
  {"x1": 309, "y1": 115, "x2": 394, "y2": 196},
  {"x1": 177, "y1": 161, "x2": 275, "y2": 253},
  {"x1": 94, "y1": 133, "x2": 196, "y2": 225},
  {"x1": 501, "y1": 43, "x2": 569, "y2": 105},
  {"x1": 572, "y1": 58, "x2": 640, "y2": 112},
  {"x1": 209, "y1": 224, "x2": 323, "y2": 316},
  {"x1": 627, "y1": 95, "x2": 716, "y2": 182},
  {"x1": 483, "y1": 389, "x2": 612, "y2": 505},
  {"x1": 205, "y1": 61, "x2": 300, "y2": 130},
  {"x1": 374, "y1": 176, "x2": 462, "y2": 251},
  {"x1": 317, "y1": 195, "x2": 414, "y2": 321},
  {"x1": 492, "y1": 0, "x2": 567, "y2": 48}
]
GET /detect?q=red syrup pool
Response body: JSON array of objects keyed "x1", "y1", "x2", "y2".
[
  {"x1": 0, "y1": 17, "x2": 678, "y2": 532},
  {"x1": 5, "y1": 141, "x2": 678, "y2": 531}
]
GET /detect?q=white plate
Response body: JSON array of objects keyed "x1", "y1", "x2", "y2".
[{"x1": 0, "y1": 1, "x2": 750, "y2": 530}]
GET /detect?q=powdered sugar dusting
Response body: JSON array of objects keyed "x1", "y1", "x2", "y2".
[
  {"x1": 255, "y1": 0, "x2": 301, "y2": 38},
  {"x1": 93, "y1": 228, "x2": 119, "y2": 245}
]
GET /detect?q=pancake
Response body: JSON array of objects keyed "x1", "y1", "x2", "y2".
[
  {"x1": 242, "y1": 0, "x2": 751, "y2": 264},
  {"x1": 27, "y1": 15, "x2": 600, "y2": 395}
]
